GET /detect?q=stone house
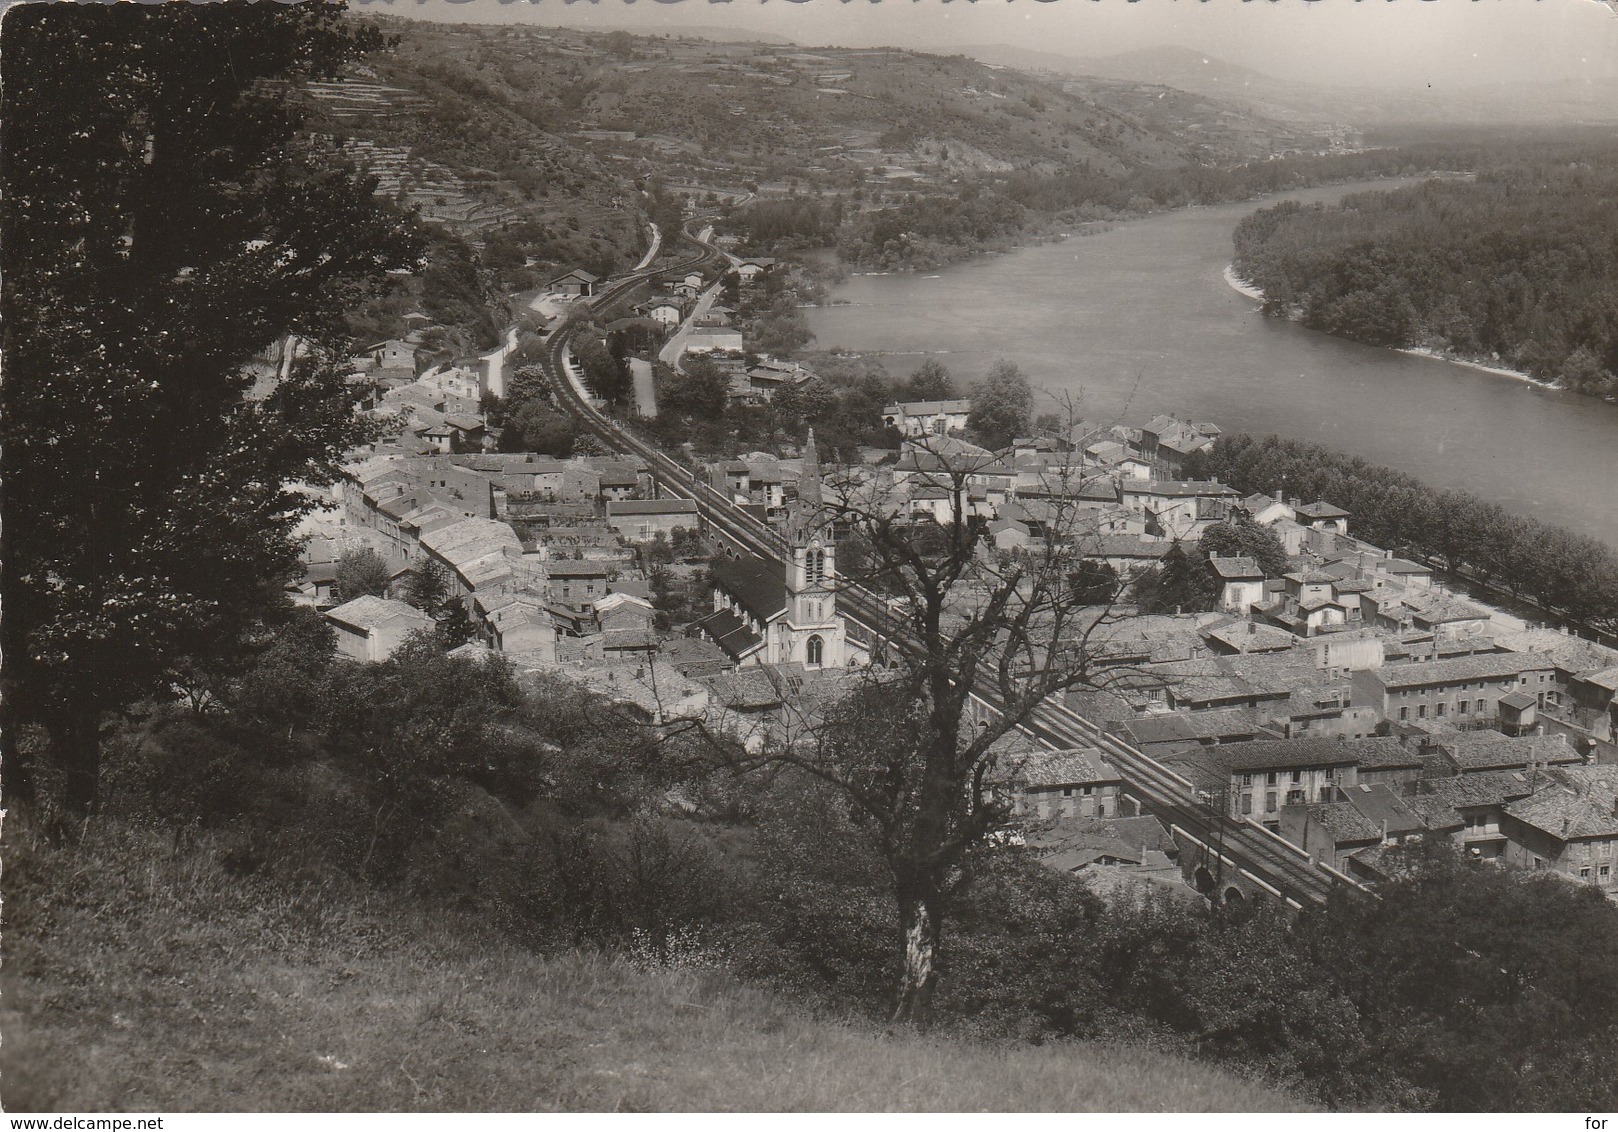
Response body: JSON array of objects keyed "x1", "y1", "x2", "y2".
[
  {"x1": 881, "y1": 399, "x2": 972, "y2": 438},
  {"x1": 325, "y1": 595, "x2": 434, "y2": 663},
  {"x1": 1351, "y1": 652, "x2": 1558, "y2": 727},
  {"x1": 606, "y1": 498, "x2": 701, "y2": 541}
]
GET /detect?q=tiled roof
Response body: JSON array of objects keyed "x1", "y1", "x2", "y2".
[
  {"x1": 1296, "y1": 501, "x2": 1350, "y2": 519},
  {"x1": 1027, "y1": 815, "x2": 1175, "y2": 856},
  {"x1": 1580, "y1": 666, "x2": 1618, "y2": 692},
  {"x1": 659, "y1": 635, "x2": 733, "y2": 676},
  {"x1": 1201, "y1": 622, "x2": 1296, "y2": 653},
  {"x1": 1012, "y1": 747, "x2": 1122, "y2": 789},
  {"x1": 702, "y1": 666, "x2": 789, "y2": 710},
  {"x1": 1505, "y1": 776, "x2": 1618, "y2": 841},
  {"x1": 1339, "y1": 783, "x2": 1427, "y2": 836},
  {"x1": 325, "y1": 595, "x2": 433, "y2": 633},
  {"x1": 1084, "y1": 536, "x2": 1174, "y2": 561},
  {"x1": 1411, "y1": 770, "x2": 1536, "y2": 826},
  {"x1": 1374, "y1": 653, "x2": 1548, "y2": 689},
  {"x1": 608, "y1": 498, "x2": 700, "y2": 515},
  {"x1": 1303, "y1": 802, "x2": 1382, "y2": 844},
  {"x1": 1117, "y1": 710, "x2": 1259, "y2": 746},
  {"x1": 1211, "y1": 736, "x2": 1414, "y2": 772},
  {"x1": 710, "y1": 555, "x2": 787, "y2": 622},
  {"x1": 884, "y1": 399, "x2": 973, "y2": 416},
  {"x1": 1121, "y1": 480, "x2": 1239, "y2": 498},
  {"x1": 693, "y1": 607, "x2": 765, "y2": 661},
  {"x1": 1209, "y1": 556, "x2": 1263, "y2": 580},
  {"x1": 1435, "y1": 732, "x2": 1581, "y2": 771}
]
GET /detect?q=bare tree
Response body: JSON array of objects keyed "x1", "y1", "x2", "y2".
[{"x1": 715, "y1": 428, "x2": 1146, "y2": 1026}]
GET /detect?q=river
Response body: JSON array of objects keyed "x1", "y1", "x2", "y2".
[{"x1": 804, "y1": 179, "x2": 1618, "y2": 548}]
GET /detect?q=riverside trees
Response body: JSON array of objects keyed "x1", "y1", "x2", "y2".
[
  {"x1": 1232, "y1": 163, "x2": 1618, "y2": 399},
  {"x1": 1196, "y1": 434, "x2": 1618, "y2": 636},
  {"x1": 0, "y1": 1, "x2": 420, "y2": 813}
]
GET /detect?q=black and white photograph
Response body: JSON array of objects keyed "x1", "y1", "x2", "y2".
[{"x1": 4, "y1": 0, "x2": 1618, "y2": 1117}]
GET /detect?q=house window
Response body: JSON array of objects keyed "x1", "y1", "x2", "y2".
[
  {"x1": 1602, "y1": 864, "x2": 1612, "y2": 880},
  {"x1": 1478, "y1": 699, "x2": 1489, "y2": 714},
  {"x1": 1580, "y1": 867, "x2": 1592, "y2": 881},
  {"x1": 1240, "y1": 773, "x2": 1253, "y2": 787},
  {"x1": 1286, "y1": 789, "x2": 1305, "y2": 806},
  {"x1": 1435, "y1": 702, "x2": 1446, "y2": 718},
  {"x1": 1096, "y1": 802, "x2": 1107, "y2": 818},
  {"x1": 1290, "y1": 770, "x2": 1302, "y2": 783},
  {"x1": 1459, "y1": 700, "x2": 1469, "y2": 714},
  {"x1": 1399, "y1": 706, "x2": 1409, "y2": 722},
  {"x1": 1265, "y1": 791, "x2": 1277, "y2": 812},
  {"x1": 1418, "y1": 705, "x2": 1427, "y2": 719},
  {"x1": 1062, "y1": 788, "x2": 1073, "y2": 797},
  {"x1": 1082, "y1": 785, "x2": 1093, "y2": 796},
  {"x1": 805, "y1": 634, "x2": 824, "y2": 668},
  {"x1": 1239, "y1": 794, "x2": 1252, "y2": 816},
  {"x1": 1265, "y1": 772, "x2": 1278, "y2": 787}
]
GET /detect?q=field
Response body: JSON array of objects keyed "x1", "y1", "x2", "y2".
[{"x1": 1, "y1": 818, "x2": 1304, "y2": 1113}]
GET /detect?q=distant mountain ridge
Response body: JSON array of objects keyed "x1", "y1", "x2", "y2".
[{"x1": 953, "y1": 41, "x2": 1618, "y2": 126}]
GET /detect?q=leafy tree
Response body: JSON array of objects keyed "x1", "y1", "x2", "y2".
[
  {"x1": 574, "y1": 333, "x2": 632, "y2": 404},
  {"x1": 500, "y1": 398, "x2": 576, "y2": 458},
  {"x1": 1069, "y1": 560, "x2": 1121, "y2": 606},
  {"x1": 335, "y1": 548, "x2": 392, "y2": 604},
  {"x1": 662, "y1": 354, "x2": 729, "y2": 421},
  {"x1": 0, "y1": 1, "x2": 420, "y2": 813},
  {"x1": 1135, "y1": 542, "x2": 1220, "y2": 614},
  {"x1": 966, "y1": 359, "x2": 1033, "y2": 449},
  {"x1": 898, "y1": 358, "x2": 955, "y2": 403},
  {"x1": 717, "y1": 445, "x2": 1131, "y2": 1026},
  {"x1": 437, "y1": 599, "x2": 477, "y2": 649},
  {"x1": 404, "y1": 560, "x2": 451, "y2": 618},
  {"x1": 319, "y1": 635, "x2": 525, "y2": 870},
  {"x1": 225, "y1": 604, "x2": 338, "y2": 733},
  {"x1": 1201, "y1": 516, "x2": 1289, "y2": 578}
]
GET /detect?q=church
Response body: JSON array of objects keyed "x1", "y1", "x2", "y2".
[{"x1": 694, "y1": 431, "x2": 848, "y2": 670}]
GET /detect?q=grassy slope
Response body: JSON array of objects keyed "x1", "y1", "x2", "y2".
[{"x1": 2, "y1": 821, "x2": 1306, "y2": 1113}]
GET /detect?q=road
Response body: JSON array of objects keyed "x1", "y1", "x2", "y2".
[
  {"x1": 633, "y1": 223, "x2": 662, "y2": 272},
  {"x1": 629, "y1": 356, "x2": 656, "y2": 419},
  {"x1": 657, "y1": 277, "x2": 726, "y2": 369},
  {"x1": 531, "y1": 221, "x2": 1360, "y2": 910}
]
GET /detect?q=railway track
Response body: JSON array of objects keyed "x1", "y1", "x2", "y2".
[{"x1": 535, "y1": 223, "x2": 1361, "y2": 910}]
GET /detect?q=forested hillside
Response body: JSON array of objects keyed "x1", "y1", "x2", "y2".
[
  {"x1": 308, "y1": 16, "x2": 1359, "y2": 288},
  {"x1": 1232, "y1": 148, "x2": 1618, "y2": 400}
]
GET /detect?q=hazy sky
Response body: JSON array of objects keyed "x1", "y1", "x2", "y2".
[{"x1": 382, "y1": 0, "x2": 1618, "y2": 89}]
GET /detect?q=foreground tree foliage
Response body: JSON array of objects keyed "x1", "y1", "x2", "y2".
[
  {"x1": 718, "y1": 440, "x2": 1133, "y2": 1026},
  {"x1": 0, "y1": 1, "x2": 420, "y2": 813}
]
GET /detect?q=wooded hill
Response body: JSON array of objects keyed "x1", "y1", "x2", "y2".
[
  {"x1": 304, "y1": 15, "x2": 1344, "y2": 295},
  {"x1": 1232, "y1": 146, "x2": 1618, "y2": 400}
]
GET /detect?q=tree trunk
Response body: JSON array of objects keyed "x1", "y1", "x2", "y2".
[
  {"x1": 890, "y1": 882, "x2": 943, "y2": 1028},
  {"x1": 51, "y1": 712, "x2": 103, "y2": 816},
  {"x1": 0, "y1": 672, "x2": 37, "y2": 810}
]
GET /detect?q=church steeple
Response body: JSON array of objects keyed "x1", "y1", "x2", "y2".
[{"x1": 799, "y1": 428, "x2": 821, "y2": 511}]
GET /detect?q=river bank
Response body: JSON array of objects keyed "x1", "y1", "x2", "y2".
[
  {"x1": 1220, "y1": 264, "x2": 1560, "y2": 392},
  {"x1": 806, "y1": 177, "x2": 1618, "y2": 547}
]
